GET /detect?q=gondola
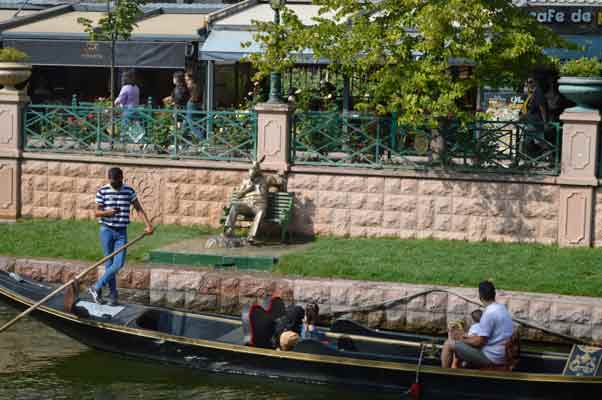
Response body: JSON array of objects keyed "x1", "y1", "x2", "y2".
[{"x1": 0, "y1": 269, "x2": 600, "y2": 400}]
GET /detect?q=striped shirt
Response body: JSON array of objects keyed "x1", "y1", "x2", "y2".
[{"x1": 95, "y1": 184, "x2": 137, "y2": 228}]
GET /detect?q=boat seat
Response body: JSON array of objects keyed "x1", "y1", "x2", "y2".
[
  {"x1": 293, "y1": 339, "x2": 341, "y2": 356},
  {"x1": 242, "y1": 296, "x2": 286, "y2": 348},
  {"x1": 63, "y1": 279, "x2": 79, "y2": 313},
  {"x1": 217, "y1": 327, "x2": 245, "y2": 345},
  {"x1": 242, "y1": 303, "x2": 276, "y2": 348},
  {"x1": 479, "y1": 329, "x2": 521, "y2": 372},
  {"x1": 262, "y1": 296, "x2": 286, "y2": 320},
  {"x1": 506, "y1": 329, "x2": 521, "y2": 371}
]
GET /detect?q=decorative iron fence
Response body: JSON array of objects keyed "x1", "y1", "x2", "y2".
[
  {"x1": 291, "y1": 112, "x2": 561, "y2": 175},
  {"x1": 23, "y1": 103, "x2": 257, "y2": 162}
]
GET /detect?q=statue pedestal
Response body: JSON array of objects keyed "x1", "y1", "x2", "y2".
[
  {"x1": 255, "y1": 102, "x2": 294, "y2": 172},
  {"x1": 205, "y1": 235, "x2": 249, "y2": 249}
]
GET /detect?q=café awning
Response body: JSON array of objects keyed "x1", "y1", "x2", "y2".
[
  {"x1": 1, "y1": 10, "x2": 208, "y2": 68},
  {"x1": 200, "y1": 1, "x2": 333, "y2": 64},
  {"x1": 211, "y1": 3, "x2": 335, "y2": 27},
  {"x1": 199, "y1": 29, "x2": 327, "y2": 64}
]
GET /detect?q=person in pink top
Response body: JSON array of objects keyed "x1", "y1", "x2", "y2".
[
  {"x1": 115, "y1": 70, "x2": 140, "y2": 130},
  {"x1": 115, "y1": 70, "x2": 140, "y2": 108}
]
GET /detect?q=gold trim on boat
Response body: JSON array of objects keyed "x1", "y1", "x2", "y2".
[{"x1": 0, "y1": 286, "x2": 598, "y2": 384}]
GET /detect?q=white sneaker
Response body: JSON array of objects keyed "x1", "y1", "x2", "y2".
[{"x1": 88, "y1": 287, "x2": 106, "y2": 305}]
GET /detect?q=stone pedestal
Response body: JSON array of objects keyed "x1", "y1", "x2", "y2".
[
  {"x1": 557, "y1": 110, "x2": 600, "y2": 247},
  {"x1": 0, "y1": 90, "x2": 29, "y2": 221},
  {"x1": 558, "y1": 186, "x2": 593, "y2": 247},
  {"x1": 255, "y1": 102, "x2": 294, "y2": 172}
]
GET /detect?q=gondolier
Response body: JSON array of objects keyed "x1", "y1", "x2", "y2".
[{"x1": 88, "y1": 167, "x2": 154, "y2": 305}]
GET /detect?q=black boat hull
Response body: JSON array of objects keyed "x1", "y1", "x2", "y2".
[{"x1": 0, "y1": 276, "x2": 599, "y2": 400}]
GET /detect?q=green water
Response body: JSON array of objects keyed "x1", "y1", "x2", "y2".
[{"x1": 0, "y1": 302, "x2": 411, "y2": 400}]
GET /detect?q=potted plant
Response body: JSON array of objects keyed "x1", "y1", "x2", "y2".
[
  {"x1": 0, "y1": 47, "x2": 31, "y2": 92},
  {"x1": 558, "y1": 57, "x2": 602, "y2": 111}
]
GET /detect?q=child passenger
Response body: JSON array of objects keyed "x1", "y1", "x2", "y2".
[{"x1": 467, "y1": 309, "x2": 483, "y2": 337}]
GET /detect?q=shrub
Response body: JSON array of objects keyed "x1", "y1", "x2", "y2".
[
  {"x1": 560, "y1": 57, "x2": 602, "y2": 77},
  {"x1": 0, "y1": 47, "x2": 29, "y2": 62}
]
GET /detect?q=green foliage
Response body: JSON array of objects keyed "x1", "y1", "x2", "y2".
[
  {"x1": 0, "y1": 47, "x2": 29, "y2": 62},
  {"x1": 146, "y1": 110, "x2": 174, "y2": 151},
  {"x1": 78, "y1": 1, "x2": 147, "y2": 41},
  {"x1": 559, "y1": 57, "x2": 602, "y2": 78},
  {"x1": 249, "y1": 0, "x2": 565, "y2": 125}
]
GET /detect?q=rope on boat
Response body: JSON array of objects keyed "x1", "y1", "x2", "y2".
[{"x1": 321, "y1": 288, "x2": 591, "y2": 346}]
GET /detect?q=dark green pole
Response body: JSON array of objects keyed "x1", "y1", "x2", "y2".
[{"x1": 268, "y1": 8, "x2": 283, "y2": 104}]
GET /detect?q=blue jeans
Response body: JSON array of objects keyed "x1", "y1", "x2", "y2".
[
  {"x1": 186, "y1": 100, "x2": 204, "y2": 140},
  {"x1": 94, "y1": 225, "x2": 128, "y2": 300}
]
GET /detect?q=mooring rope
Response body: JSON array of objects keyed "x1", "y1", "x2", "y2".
[{"x1": 321, "y1": 288, "x2": 591, "y2": 346}]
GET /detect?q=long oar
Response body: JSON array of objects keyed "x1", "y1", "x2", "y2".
[
  {"x1": 324, "y1": 288, "x2": 590, "y2": 346},
  {"x1": 0, "y1": 232, "x2": 148, "y2": 334}
]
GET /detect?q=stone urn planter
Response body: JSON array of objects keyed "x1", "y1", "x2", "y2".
[
  {"x1": 0, "y1": 62, "x2": 32, "y2": 91},
  {"x1": 558, "y1": 76, "x2": 602, "y2": 112}
]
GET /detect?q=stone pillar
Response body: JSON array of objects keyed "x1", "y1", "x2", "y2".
[
  {"x1": 0, "y1": 90, "x2": 29, "y2": 221},
  {"x1": 557, "y1": 110, "x2": 600, "y2": 247},
  {"x1": 254, "y1": 102, "x2": 294, "y2": 172}
]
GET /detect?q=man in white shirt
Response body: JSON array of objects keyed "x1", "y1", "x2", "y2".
[{"x1": 441, "y1": 281, "x2": 514, "y2": 368}]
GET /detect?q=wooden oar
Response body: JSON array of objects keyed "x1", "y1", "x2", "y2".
[
  {"x1": 0, "y1": 232, "x2": 148, "y2": 334},
  {"x1": 324, "y1": 331, "x2": 442, "y2": 349}
]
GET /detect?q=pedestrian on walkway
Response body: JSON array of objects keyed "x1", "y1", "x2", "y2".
[
  {"x1": 88, "y1": 167, "x2": 154, "y2": 305},
  {"x1": 185, "y1": 71, "x2": 204, "y2": 140}
]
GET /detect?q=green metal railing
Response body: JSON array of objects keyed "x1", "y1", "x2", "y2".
[
  {"x1": 291, "y1": 111, "x2": 561, "y2": 175},
  {"x1": 23, "y1": 103, "x2": 257, "y2": 162}
]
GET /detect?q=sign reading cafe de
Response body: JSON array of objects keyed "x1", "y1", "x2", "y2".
[{"x1": 528, "y1": 7, "x2": 602, "y2": 27}]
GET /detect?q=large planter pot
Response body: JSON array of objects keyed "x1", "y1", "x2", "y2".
[
  {"x1": 558, "y1": 76, "x2": 602, "y2": 112},
  {"x1": 0, "y1": 62, "x2": 32, "y2": 91}
]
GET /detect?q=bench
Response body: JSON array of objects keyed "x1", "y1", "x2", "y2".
[{"x1": 220, "y1": 191, "x2": 294, "y2": 243}]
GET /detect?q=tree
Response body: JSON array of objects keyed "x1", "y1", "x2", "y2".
[
  {"x1": 78, "y1": 0, "x2": 146, "y2": 104},
  {"x1": 248, "y1": 0, "x2": 565, "y2": 125}
]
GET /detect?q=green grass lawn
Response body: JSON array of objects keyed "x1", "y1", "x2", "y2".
[
  {"x1": 2, "y1": 220, "x2": 601, "y2": 297},
  {"x1": 0, "y1": 219, "x2": 215, "y2": 263},
  {"x1": 276, "y1": 237, "x2": 602, "y2": 298}
]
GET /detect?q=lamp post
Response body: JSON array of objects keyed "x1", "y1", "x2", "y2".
[{"x1": 268, "y1": 0, "x2": 286, "y2": 103}]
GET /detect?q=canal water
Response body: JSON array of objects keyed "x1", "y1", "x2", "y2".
[{"x1": 0, "y1": 302, "x2": 479, "y2": 400}]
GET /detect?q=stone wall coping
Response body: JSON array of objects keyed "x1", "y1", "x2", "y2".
[
  {"x1": 0, "y1": 151, "x2": 22, "y2": 159},
  {"x1": 8, "y1": 256, "x2": 602, "y2": 306},
  {"x1": 557, "y1": 177, "x2": 599, "y2": 187},
  {"x1": 290, "y1": 165, "x2": 559, "y2": 185},
  {"x1": 20, "y1": 152, "x2": 253, "y2": 171},
  {"x1": 560, "y1": 110, "x2": 602, "y2": 123},
  {"x1": 255, "y1": 102, "x2": 294, "y2": 112}
]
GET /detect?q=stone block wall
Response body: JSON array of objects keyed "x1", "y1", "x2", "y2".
[
  {"x1": 4, "y1": 256, "x2": 602, "y2": 346},
  {"x1": 20, "y1": 159, "x2": 246, "y2": 227},
  {"x1": 18, "y1": 156, "x2": 564, "y2": 245},
  {"x1": 289, "y1": 173, "x2": 560, "y2": 244}
]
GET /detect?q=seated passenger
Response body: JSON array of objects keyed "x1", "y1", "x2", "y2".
[
  {"x1": 441, "y1": 281, "x2": 514, "y2": 369},
  {"x1": 450, "y1": 309, "x2": 483, "y2": 368},
  {"x1": 301, "y1": 302, "x2": 327, "y2": 342},
  {"x1": 279, "y1": 330, "x2": 300, "y2": 351},
  {"x1": 273, "y1": 305, "x2": 305, "y2": 348},
  {"x1": 468, "y1": 309, "x2": 483, "y2": 337}
]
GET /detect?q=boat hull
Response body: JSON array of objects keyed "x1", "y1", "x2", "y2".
[{"x1": 0, "y1": 277, "x2": 599, "y2": 399}]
